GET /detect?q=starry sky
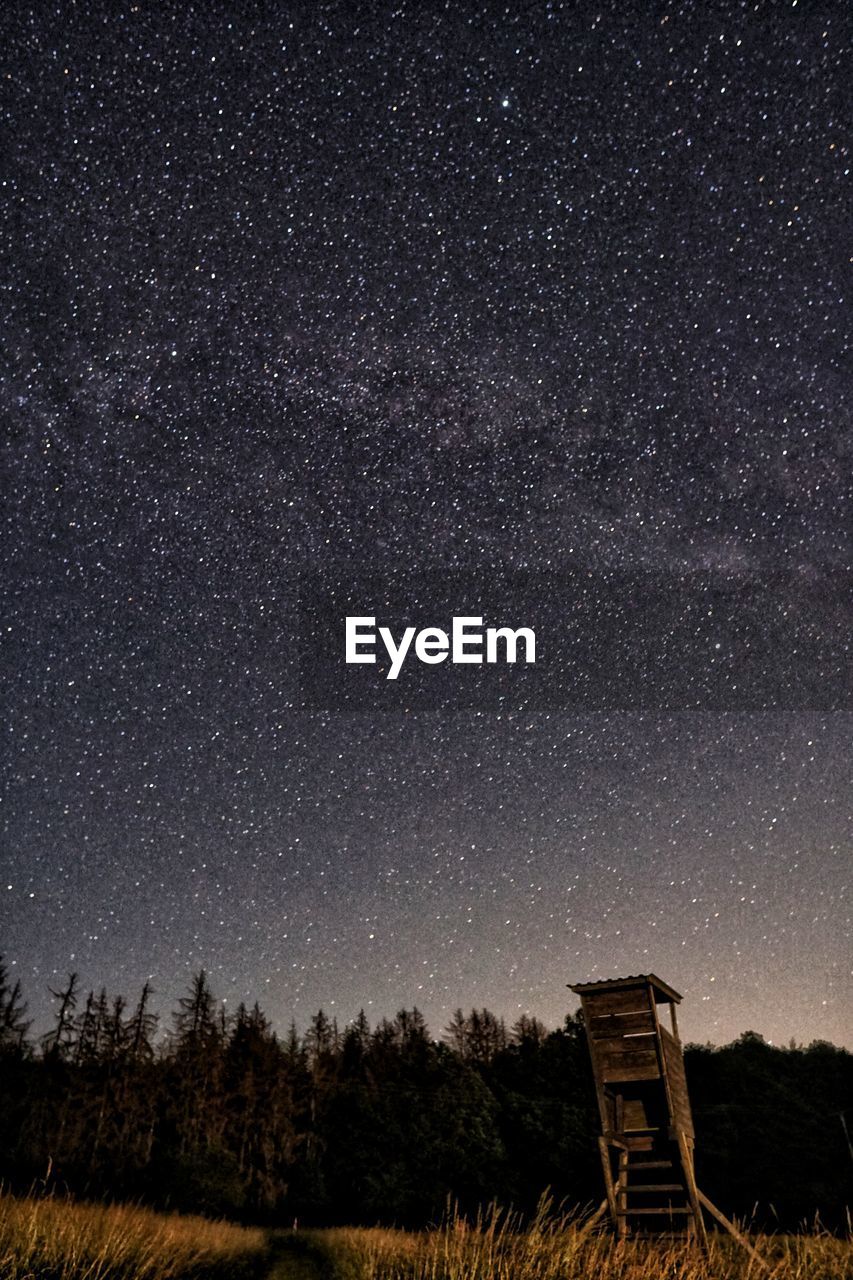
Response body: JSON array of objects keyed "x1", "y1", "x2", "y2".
[{"x1": 2, "y1": 1, "x2": 850, "y2": 1048}]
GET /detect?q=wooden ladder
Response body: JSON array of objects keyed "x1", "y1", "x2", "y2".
[{"x1": 613, "y1": 1145, "x2": 699, "y2": 1239}]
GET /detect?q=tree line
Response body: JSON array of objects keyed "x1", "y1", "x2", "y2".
[{"x1": 0, "y1": 959, "x2": 850, "y2": 1229}]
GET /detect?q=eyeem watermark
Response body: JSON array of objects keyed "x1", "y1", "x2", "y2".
[{"x1": 345, "y1": 616, "x2": 536, "y2": 680}]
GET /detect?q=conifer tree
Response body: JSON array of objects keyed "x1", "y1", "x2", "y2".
[
  {"x1": 43, "y1": 973, "x2": 79, "y2": 1060},
  {"x1": 0, "y1": 957, "x2": 31, "y2": 1053}
]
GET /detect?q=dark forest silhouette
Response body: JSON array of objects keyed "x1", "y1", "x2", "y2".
[{"x1": 0, "y1": 960, "x2": 850, "y2": 1230}]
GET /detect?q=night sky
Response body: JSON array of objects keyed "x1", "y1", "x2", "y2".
[{"x1": 2, "y1": 2, "x2": 850, "y2": 1049}]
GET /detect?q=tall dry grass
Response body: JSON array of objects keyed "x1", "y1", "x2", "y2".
[
  {"x1": 1, "y1": 1191, "x2": 849, "y2": 1280},
  {"x1": 0, "y1": 1192, "x2": 267, "y2": 1280},
  {"x1": 307, "y1": 1201, "x2": 853, "y2": 1280}
]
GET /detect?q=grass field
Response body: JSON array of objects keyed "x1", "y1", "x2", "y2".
[
  {"x1": 1, "y1": 1193, "x2": 850, "y2": 1280},
  {"x1": 298, "y1": 1202, "x2": 853, "y2": 1280},
  {"x1": 0, "y1": 1193, "x2": 267, "y2": 1280}
]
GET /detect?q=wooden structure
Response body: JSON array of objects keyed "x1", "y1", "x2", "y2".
[{"x1": 569, "y1": 974, "x2": 766, "y2": 1266}]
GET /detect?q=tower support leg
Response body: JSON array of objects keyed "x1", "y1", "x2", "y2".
[
  {"x1": 597, "y1": 1136, "x2": 617, "y2": 1226},
  {"x1": 676, "y1": 1131, "x2": 709, "y2": 1252},
  {"x1": 697, "y1": 1190, "x2": 769, "y2": 1273},
  {"x1": 616, "y1": 1147, "x2": 629, "y2": 1239}
]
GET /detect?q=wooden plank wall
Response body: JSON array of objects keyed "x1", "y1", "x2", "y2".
[
  {"x1": 585, "y1": 988, "x2": 661, "y2": 1084},
  {"x1": 584, "y1": 988, "x2": 652, "y2": 1016},
  {"x1": 597, "y1": 1039, "x2": 660, "y2": 1082},
  {"x1": 660, "y1": 1026, "x2": 694, "y2": 1138}
]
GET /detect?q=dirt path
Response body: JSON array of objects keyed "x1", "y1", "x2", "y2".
[{"x1": 264, "y1": 1234, "x2": 338, "y2": 1280}]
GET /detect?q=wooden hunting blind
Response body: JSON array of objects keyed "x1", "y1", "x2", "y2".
[{"x1": 569, "y1": 973, "x2": 766, "y2": 1265}]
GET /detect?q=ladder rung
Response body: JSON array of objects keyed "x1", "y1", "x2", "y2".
[
  {"x1": 617, "y1": 1207, "x2": 693, "y2": 1216},
  {"x1": 627, "y1": 1184, "x2": 685, "y2": 1193},
  {"x1": 630, "y1": 1160, "x2": 673, "y2": 1169}
]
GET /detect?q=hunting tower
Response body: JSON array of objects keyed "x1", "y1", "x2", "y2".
[
  {"x1": 569, "y1": 974, "x2": 704, "y2": 1240},
  {"x1": 569, "y1": 973, "x2": 766, "y2": 1265}
]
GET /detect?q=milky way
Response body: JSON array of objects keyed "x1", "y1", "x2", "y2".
[{"x1": 2, "y1": 2, "x2": 850, "y2": 1047}]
